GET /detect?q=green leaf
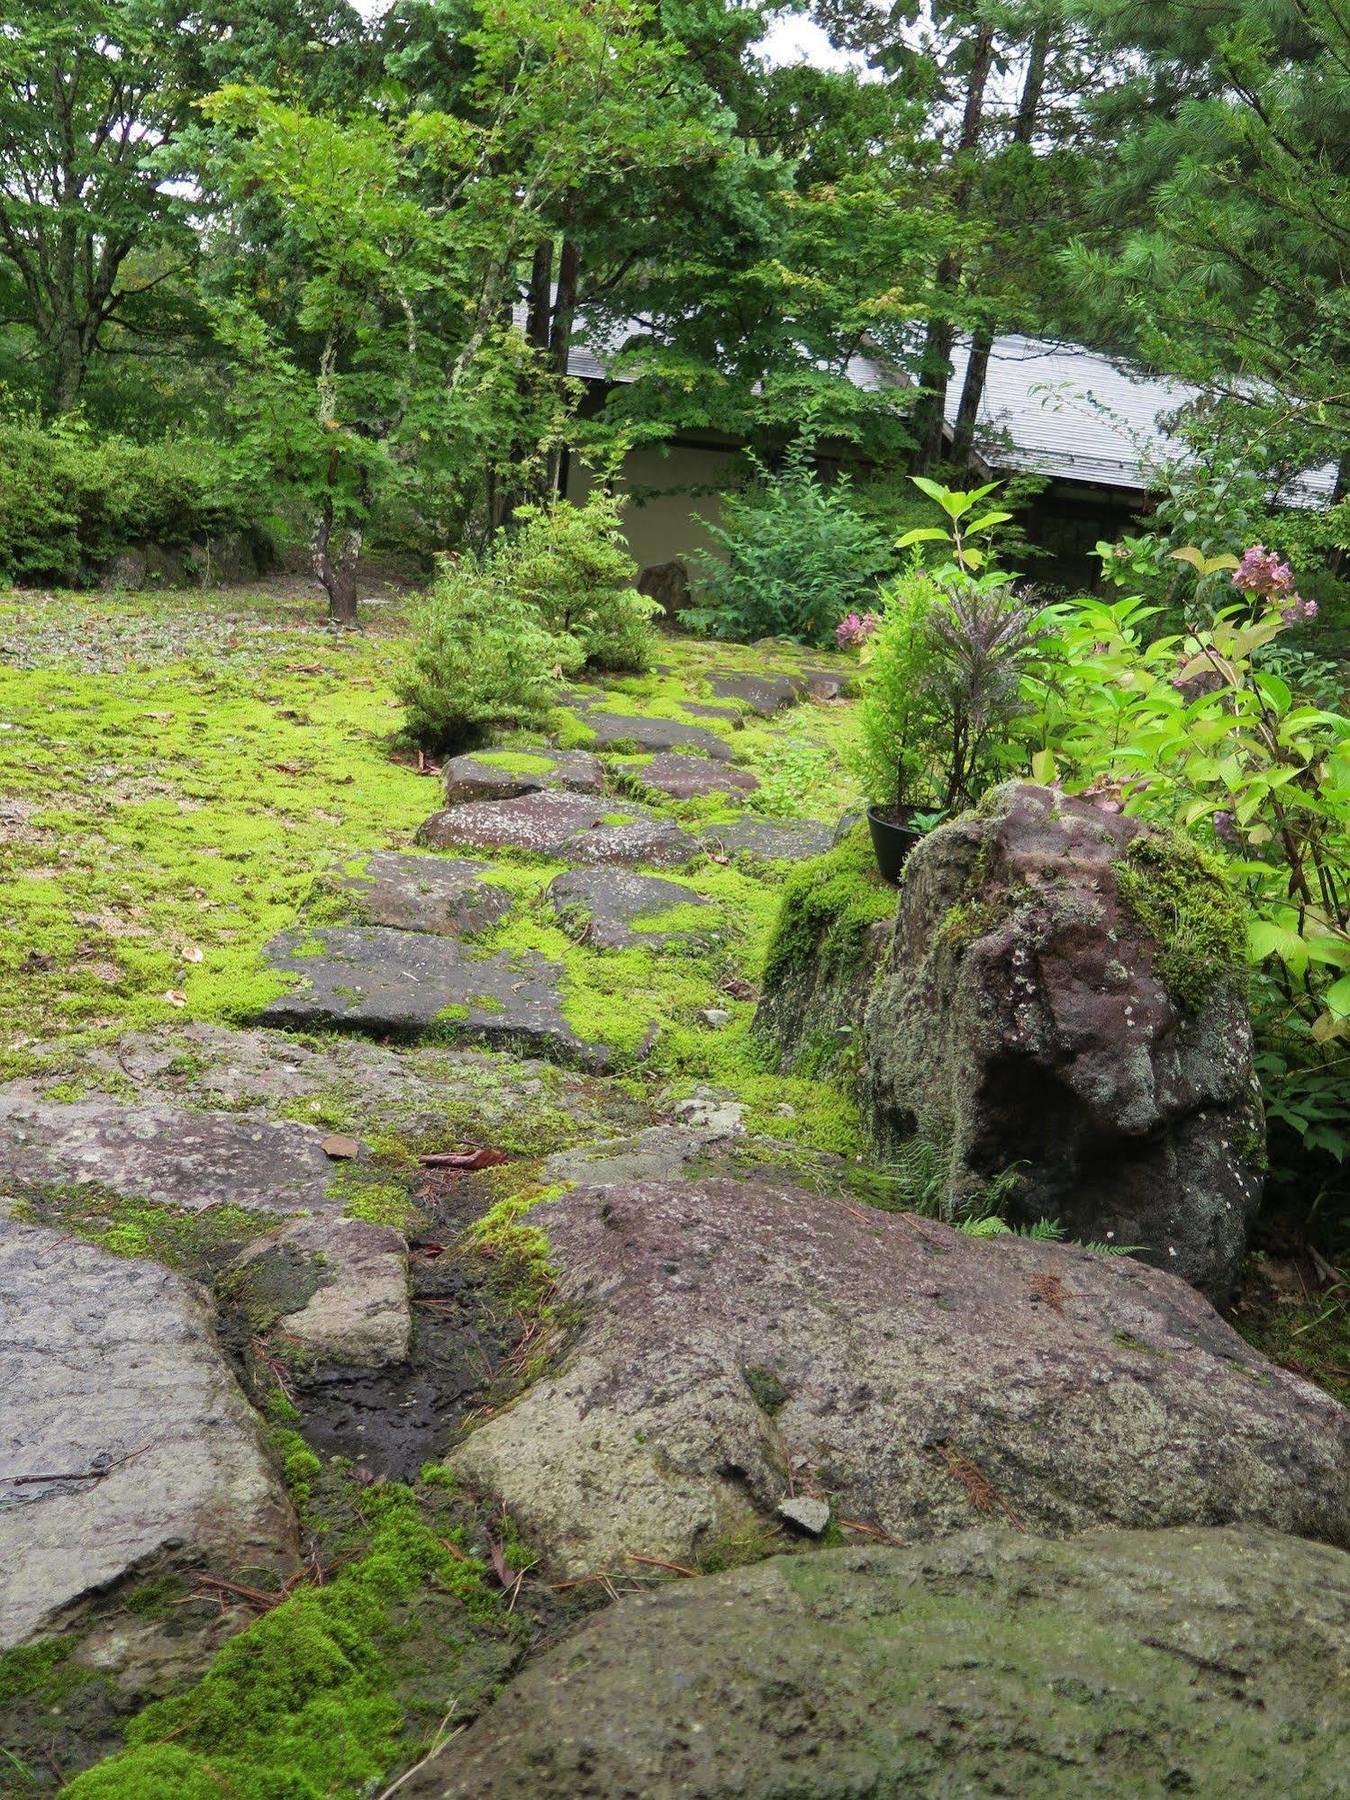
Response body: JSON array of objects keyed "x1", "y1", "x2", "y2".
[
  {"x1": 966, "y1": 510, "x2": 1013, "y2": 535},
  {"x1": 1325, "y1": 975, "x2": 1350, "y2": 1017},
  {"x1": 1031, "y1": 748, "x2": 1057, "y2": 784},
  {"x1": 894, "y1": 527, "x2": 948, "y2": 549}
]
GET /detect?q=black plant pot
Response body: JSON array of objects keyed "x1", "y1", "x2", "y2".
[{"x1": 867, "y1": 804, "x2": 923, "y2": 884}]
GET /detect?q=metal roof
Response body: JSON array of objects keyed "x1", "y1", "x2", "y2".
[{"x1": 518, "y1": 300, "x2": 1337, "y2": 502}]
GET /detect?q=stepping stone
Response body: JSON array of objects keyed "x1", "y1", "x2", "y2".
[
  {"x1": 449, "y1": 1174, "x2": 1350, "y2": 1579},
  {"x1": 335, "y1": 851, "x2": 514, "y2": 937},
  {"x1": 417, "y1": 791, "x2": 698, "y2": 869},
  {"x1": 0, "y1": 1215, "x2": 300, "y2": 1652},
  {"x1": 707, "y1": 671, "x2": 801, "y2": 716},
  {"x1": 0, "y1": 1095, "x2": 340, "y2": 1221},
  {"x1": 578, "y1": 710, "x2": 735, "y2": 761},
  {"x1": 799, "y1": 664, "x2": 857, "y2": 700},
  {"x1": 620, "y1": 752, "x2": 758, "y2": 803},
  {"x1": 408, "y1": 1527, "x2": 1350, "y2": 1800},
  {"x1": 699, "y1": 817, "x2": 834, "y2": 864},
  {"x1": 548, "y1": 869, "x2": 712, "y2": 951},
  {"x1": 261, "y1": 925, "x2": 610, "y2": 1068},
  {"x1": 226, "y1": 1215, "x2": 411, "y2": 1369},
  {"x1": 441, "y1": 748, "x2": 603, "y2": 806},
  {"x1": 680, "y1": 701, "x2": 744, "y2": 723}
]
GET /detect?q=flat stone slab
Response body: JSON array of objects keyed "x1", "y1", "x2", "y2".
[
  {"x1": 417, "y1": 791, "x2": 698, "y2": 869},
  {"x1": 547, "y1": 870, "x2": 712, "y2": 951},
  {"x1": 450, "y1": 1175, "x2": 1350, "y2": 1576},
  {"x1": 577, "y1": 710, "x2": 734, "y2": 761},
  {"x1": 0, "y1": 1096, "x2": 339, "y2": 1219},
  {"x1": 262, "y1": 925, "x2": 610, "y2": 1067},
  {"x1": 621, "y1": 752, "x2": 758, "y2": 802},
  {"x1": 706, "y1": 671, "x2": 801, "y2": 716},
  {"x1": 699, "y1": 817, "x2": 834, "y2": 863},
  {"x1": 228, "y1": 1215, "x2": 411, "y2": 1369},
  {"x1": 405, "y1": 1525, "x2": 1350, "y2": 1800},
  {"x1": 441, "y1": 748, "x2": 603, "y2": 806},
  {"x1": 336, "y1": 852, "x2": 514, "y2": 938},
  {"x1": 0, "y1": 1217, "x2": 299, "y2": 1650}
]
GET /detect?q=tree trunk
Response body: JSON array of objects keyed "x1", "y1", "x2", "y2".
[
  {"x1": 950, "y1": 27, "x2": 1051, "y2": 469},
  {"x1": 526, "y1": 241, "x2": 553, "y2": 351},
  {"x1": 911, "y1": 24, "x2": 997, "y2": 475},
  {"x1": 544, "y1": 236, "x2": 580, "y2": 497},
  {"x1": 311, "y1": 498, "x2": 362, "y2": 629}
]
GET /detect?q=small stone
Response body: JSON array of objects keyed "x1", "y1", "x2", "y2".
[
  {"x1": 700, "y1": 1008, "x2": 731, "y2": 1028},
  {"x1": 320, "y1": 1133, "x2": 362, "y2": 1160},
  {"x1": 777, "y1": 1495, "x2": 831, "y2": 1535}
]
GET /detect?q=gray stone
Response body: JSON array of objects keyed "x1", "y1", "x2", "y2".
[
  {"x1": 669, "y1": 1087, "x2": 746, "y2": 1135},
  {"x1": 261, "y1": 925, "x2": 611, "y2": 1069},
  {"x1": 635, "y1": 559, "x2": 692, "y2": 618},
  {"x1": 699, "y1": 1007, "x2": 730, "y2": 1027},
  {"x1": 417, "y1": 791, "x2": 698, "y2": 870},
  {"x1": 1, "y1": 1025, "x2": 653, "y2": 1149},
  {"x1": 0, "y1": 1217, "x2": 299, "y2": 1651},
  {"x1": 862, "y1": 782, "x2": 1264, "y2": 1297},
  {"x1": 449, "y1": 1175, "x2": 1349, "y2": 1576},
  {"x1": 547, "y1": 868, "x2": 711, "y2": 951},
  {"x1": 707, "y1": 671, "x2": 801, "y2": 716},
  {"x1": 0, "y1": 1095, "x2": 338, "y2": 1220},
  {"x1": 680, "y1": 701, "x2": 744, "y2": 723},
  {"x1": 335, "y1": 852, "x2": 514, "y2": 938},
  {"x1": 699, "y1": 817, "x2": 835, "y2": 864},
  {"x1": 619, "y1": 751, "x2": 758, "y2": 802},
  {"x1": 228, "y1": 1215, "x2": 411, "y2": 1368},
  {"x1": 776, "y1": 1494, "x2": 830, "y2": 1535},
  {"x1": 799, "y1": 664, "x2": 857, "y2": 701},
  {"x1": 401, "y1": 1525, "x2": 1350, "y2": 1800},
  {"x1": 441, "y1": 749, "x2": 603, "y2": 806},
  {"x1": 580, "y1": 710, "x2": 735, "y2": 761}
]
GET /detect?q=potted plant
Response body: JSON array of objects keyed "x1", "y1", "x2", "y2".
[{"x1": 852, "y1": 571, "x2": 1045, "y2": 883}]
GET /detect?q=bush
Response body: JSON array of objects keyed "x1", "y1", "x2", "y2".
[
  {"x1": 501, "y1": 488, "x2": 658, "y2": 673},
  {"x1": 685, "y1": 441, "x2": 891, "y2": 646},
  {"x1": 0, "y1": 425, "x2": 261, "y2": 587},
  {"x1": 397, "y1": 553, "x2": 584, "y2": 753}
]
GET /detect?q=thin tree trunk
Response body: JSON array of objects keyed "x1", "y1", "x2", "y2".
[
  {"x1": 526, "y1": 241, "x2": 553, "y2": 350},
  {"x1": 950, "y1": 26, "x2": 1051, "y2": 468},
  {"x1": 310, "y1": 494, "x2": 362, "y2": 629},
  {"x1": 912, "y1": 24, "x2": 997, "y2": 474},
  {"x1": 544, "y1": 236, "x2": 580, "y2": 496}
]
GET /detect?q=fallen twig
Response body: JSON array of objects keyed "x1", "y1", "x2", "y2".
[{"x1": 3, "y1": 1442, "x2": 155, "y2": 1486}]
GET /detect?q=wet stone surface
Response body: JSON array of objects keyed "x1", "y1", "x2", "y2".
[
  {"x1": 699, "y1": 816, "x2": 836, "y2": 864},
  {"x1": 261, "y1": 925, "x2": 612, "y2": 1068},
  {"x1": 441, "y1": 748, "x2": 604, "y2": 806},
  {"x1": 335, "y1": 851, "x2": 515, "y2": 938},
  {"x1": 547, "y1": 868, "x2": 712, "y2": 951},
  {"x1": 619, "y1": 751, "x2": 759, "y2": 803},
  {"x1": 417, "y1": 790, "x2": 699, "y2": 870},
  {"x1": 576, "y1": 709, "x2": 736, "y2": 761}
]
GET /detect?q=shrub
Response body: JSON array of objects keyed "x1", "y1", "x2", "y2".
[
  {"x1": 0, "y1": 425, "x2": 261, "y2": 586},
  {"x1": 685, "y1": 440, "x2": 891, "y2": 646},
  {"x1": 397, "y1": 553, "x2": 583, "y2": 753},
  {"x1": 500, "y1": 488, "x2": 658, "y2": 672}
]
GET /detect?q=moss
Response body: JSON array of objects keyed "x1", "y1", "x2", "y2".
[
  {"x1": 324, "y1": 1165, "x2": 418, "y2": 1231},
  {"x1": 472, "y1": 749, "x2": 558, "y2": 775},
  {"x1": 62, "y1": 1482, "x2": 507, "y2": 1800},
  {"x1": 467, "y1": 1179, "x2": 573, "y2": 1314},
  {"x1": 10, "y1": 1185, "x2": 276, "y2": 1273},
  {"x1": 0, "y1": 1639, "x2": 80, "y2": 1709},
  {"x1": 760, "y1": 823, "x2": 895, "y2": 994},
  {"x1": 742, "y1": 1365, "x2": 789, "y2": 1414},
  {"x1": 1115, "y1": 828, "x2": 1246, "y2": 1012}
]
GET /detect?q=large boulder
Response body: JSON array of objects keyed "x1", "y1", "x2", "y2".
[
  {"x1": 402, "y1": 1525, "x2": 1350, "y2": 1800},
  {"x1": 0, "y1": 1217, "x2": 299, "y2": 1651},
  {"x1": 448, "y1": 1174, "x2": 1349, "y2": 1576},
  {"x1": 862, "y1": 783, "x2": 1263, "y2": 1296}
]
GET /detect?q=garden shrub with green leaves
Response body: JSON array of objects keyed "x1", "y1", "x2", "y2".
[
  {"x1": 0, "y1": 425, "x2": 261, "y2": 586},
  {"x1": 398, "y1": 490, "x2": 658, "y2": 750},
  {"x1": 685, "y1": 438, "x2": 891, "y2": 647}
]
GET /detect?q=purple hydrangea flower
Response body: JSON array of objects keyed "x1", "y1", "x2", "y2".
[
  {"x1": 836, "y1": 610, "x2": 880, "y2": 649},
  {"x1": 1233, "y1": 544, "x2": 1296, "y2": 599},
  {"x1": 1213, "y1": 809, "x2": 1240, "y2": 848}
]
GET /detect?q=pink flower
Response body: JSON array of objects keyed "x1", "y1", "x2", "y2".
[
  {"x1": 1233, "y1": 544, "x2": 1296, "y2": 600},
  {"x1": 836, "y1": 610, "x2": 880, "y2": 649},
  {"x1": 1281, "y1": 594, "x2": 1318, "y2": 625}
]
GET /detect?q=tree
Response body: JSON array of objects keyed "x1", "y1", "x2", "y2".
[
  {"x1": 0, "y1": 0, "x2": 197, "y2": 414},
  {"x1": 1064, "y1": 0, "x2": 1350, "y2": 485}
]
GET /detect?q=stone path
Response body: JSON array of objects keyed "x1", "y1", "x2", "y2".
[
  {"x1": 416, "y1": 789, "x2": 699, "y2": 867},
  {"x1": 547, "y1": 868, "x2": 713, "y2": 951}
]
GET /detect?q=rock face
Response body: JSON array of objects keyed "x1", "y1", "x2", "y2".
[
  {"x1": 863, "y1": 783, "x2": 1263, "y2": 1296},
  {"x1": 440, "y1": 749, "x2": 603, "y2": 806},
  {"x1": 417, "y1": 790, "x2": 698, "y2": 869},
  {"x1": 403, "y1": 1525, "x2": 1350, "y2": 1800},
  {"x1": 0, "y1": 1217, "x2": 299, "y2": 1650},
  {"x1": 449, "y1": 1175, "x2": 1349, "y2": 1576},
  {"x1": 334, "y1": 852, "x2": 514, "y2": 938},
  {"x1": 547, "y1": 869, "x2": 711, "y2": 951},
  {"x1": 579, "y1": 710, "x2": 735, "y2": 760},
  {"x1": 0, "y1": 1096, "x2": 338, "y2": 1219},
  {"x1": 262, "y1": 925, "x2": 611, "y2": 1067},
  {"x1": 226, "y1": 1215, "x2": 411, "y2": 1368}
]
